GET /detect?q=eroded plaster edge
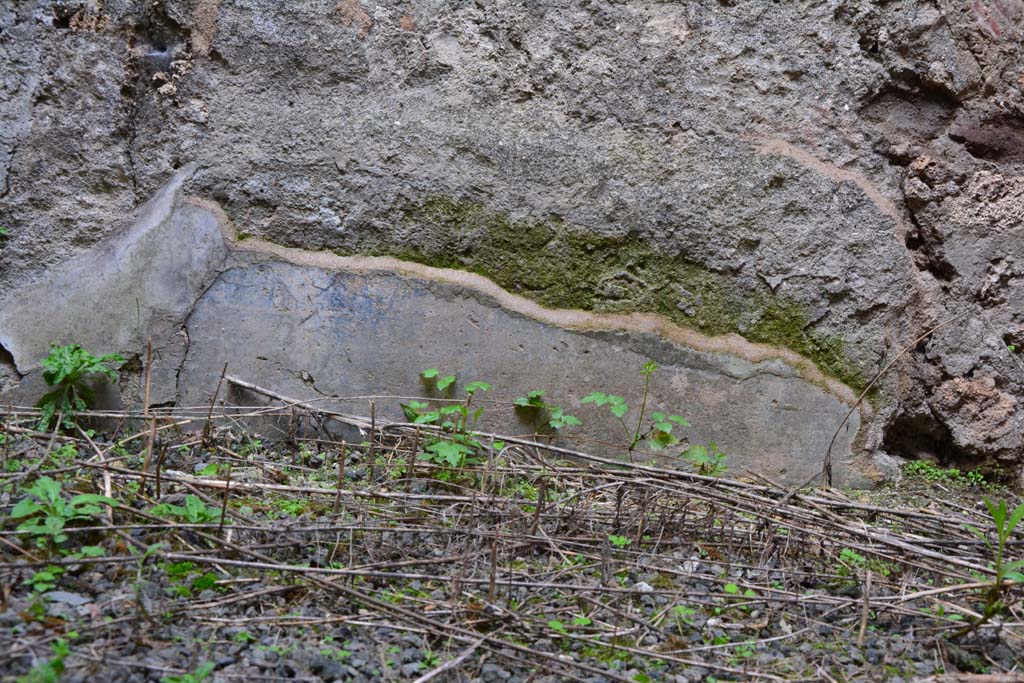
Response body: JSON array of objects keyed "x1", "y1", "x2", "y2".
[
  {"x1": 753, "y1": 136, "x2": 913, "y2": 241},
  {"x1": 184, "y1": 195, "x2": 863, "y2": 406}
]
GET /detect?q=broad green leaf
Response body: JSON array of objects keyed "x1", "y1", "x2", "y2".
[
  {"x1": 71, "y1": 504, "x2": 104, "y2": 518},
  {"x1": 684, "y1": 445, "x2": 708, "y2": 460},
  {"x1": 192, "y1": 572, "x2": 219, "y2": 591},
  {"x1": 985, "y1": 498, "x2": 1005, "y2": 529},
  {"x1": 1008, "y1": 502, "x2": 1024, "y2": 535},
  {"x1": 426, "y1": 441, "x2": 470, "y2": 468},
  {"x1": 550, "y1": 407, "x2": 581, "y2": 430},
  {"x1": 11, "y1": 498, "x2": 43, "y2": 518},
  {"x1": 152, "y1": 503, "x2": 186, "y2": 518},
  {"x1": 421, "y1": 368, "x2": 439, "y2": 379},
  {"x1": 647, "y1": 430, "x2": 680, "y2": 451},
  {"x1": 69, "y1": 494, "x2": 118, "y2": 508},
  {"x1": 41, "y1": 516, "x2": 67, "y2": 541},
  {"x1": 183, "y1": 495, "x2": 214, "y2": 522},
  {"x1": 17, "y1": 518, "x2": 47, "y2": 534},
  {"x1": 400, "y1": 402, "x2": 424, "y2": 420},
  {"x1": 32, "y1": 477, "x2": 64, "y2": 504},
  {"x1": 436, "y1": 375, "x2": 456, "y2": 391}
]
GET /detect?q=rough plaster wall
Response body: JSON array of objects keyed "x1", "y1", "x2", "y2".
[{"x1": 0, "y1": 0, "x2": 1022, "y2": 473}]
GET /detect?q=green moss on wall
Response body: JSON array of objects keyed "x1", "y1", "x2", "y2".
[{"x1": 356, "y1": 197, "x2": 866, "y2": 390}]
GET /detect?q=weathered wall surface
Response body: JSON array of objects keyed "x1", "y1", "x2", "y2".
[{"x1": 0, "y1": 0, "x2": 1022, "y2": 482}]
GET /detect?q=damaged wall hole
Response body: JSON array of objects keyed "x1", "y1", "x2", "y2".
[
  {"x1": 903, "y1": 230, "x2": 958, "y2": 282},
  {"x1": 949, "y1": 113, "x2": 1024, "y2": 164},
  {"x1": 882, "y1": 409, "x2": 957, "y2": 465},
  {"x1": 51, "y1": 6, "x2": 76, "y2": 29},
  {"x1": 0, "y1": 342, "x2": 23, "y2": 392},
  {"x1": 861, "y1": 85, "x2": 959, "y2": 150}
]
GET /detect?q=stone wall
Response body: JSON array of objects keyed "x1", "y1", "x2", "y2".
[{"x1": 1, "y1": 0, "x2": 1022, "y2": 483}]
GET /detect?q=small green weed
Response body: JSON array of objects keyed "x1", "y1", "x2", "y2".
[
  {"x1": 920, "y1": 604, "x2": 964, "y2": 623},
  {"x1": 35, "y1": 344, "x2": 123, "y2": 431},
  {"x1": 419, "y1": 649, "x2": 440, "y2": 669},
  {"x1": 421, "y1": 367, "x2": 456, "y2": 392},
  {"x1": 48, "y1": 443, "x2": 79, "y2": 468},
  {"x1": 17, "y1": 636, "x2": 73, "y2": 683},
  {"x1": 581, "y1": 361, "x2": 691, "y2": 455},
  {"x1": 151, "y1": 495, "x2": 220, "y2": 524},
  {"x1": 319, "y1": 647, "x2": 352, "y2": 663},
  {"x1": 404, "y1": 374, "x2": 500, "y2": 473},
  {"x1": 904, "y1": 460, "x2": 987, "y2": 487},
  {"x1": 514, "y1": 390, "x2": 581, "y2": 432},
  {"x1": 607, "y1": 534, "x2": 631, "y2": 548},
  {"x1": 237, "y1": 438, "x2": 262, "y2": 457},
  {"x1": 722, "y1": 582, "x2": 757, "y2": 598},
  {"x1": 28, "y1": 565, "x2": 65, "y2": 593},
  {"x1": 273, "y1": 499, "x2": 312, "y2": 517},
  {"x1": 161, "y1": 662, "x2": 214, "y2": 683},
  {"x1": 560, "y1": 553, "x2": 587, "y2": 568},
  {"x1": 547, "y1": 619, "x2": 568, "y2": 635},
  {"x1": 730, "y1": 641, "x2": 757, "y2": 664},
  {"x1": 256, "y1": 643, "x2": 295, "y2": 657},
  {"x1": 579, "y1": 641, "x2": 632, "y2": 668},
  {"x1": 835, "y1": 547, "x2": 897, "y2": 578},
  {"x1": 669, "y1": 604, "x2": 697, "y2": 632},
  {"x1": 420, "y1": 437, "x2": 478, "y2": 469},
  {"x1": 319, "y1": 641, "x2": 353, "y2": 662},
  {"x1": 197, "y1": 463, "x2": 220, "y2": 476},
  {"x1": 162, "y1": 561, "x2": 221, "y2": 597},
  {"x1": 682, "y1": 442, "x2": 728, "y2": 477},
  {"x1": 12, "y1": 477, "x2": 118, "y2": 550},
  {"x1": 961, "y1": 498, "x2": 1024, "y2": 634}
]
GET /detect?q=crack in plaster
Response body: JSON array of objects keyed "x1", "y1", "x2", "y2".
[{"x1": 172, "y1": 245, "x2": 235, "y2": 405}]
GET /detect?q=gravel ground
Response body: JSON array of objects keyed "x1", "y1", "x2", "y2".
[{"x1": 2, "y1": 416, "x2": 1023, "y2": 682}]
